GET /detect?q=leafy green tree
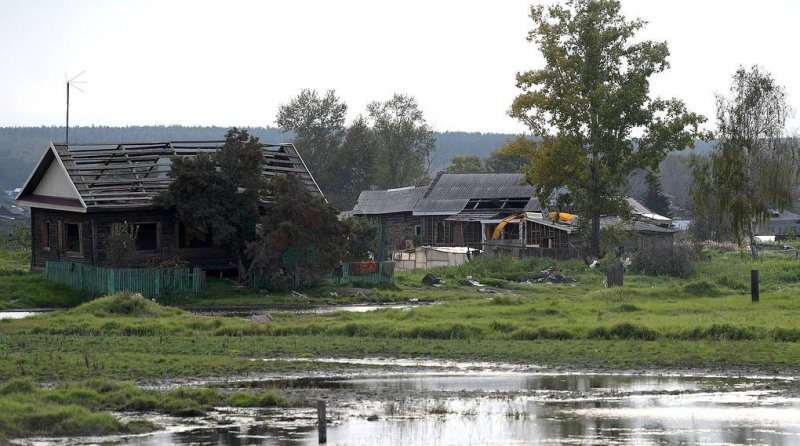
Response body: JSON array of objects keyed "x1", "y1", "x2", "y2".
[
  {"x1": 642, "y1": 181, "x2": 673, "y2": 218},
  {"x1": 444, "y1": 155, "x2": 487, "y2": 173},
  {"x1": 368, "y1": 94, "x2": 437, "y2": 189},
  {"x1": 325, "y1": 116, "x2": 377, "y2": 210},
  {"x1": 158, "y1": 128, "x2": 265, "y2": 279},
  {"x1": 254, "y1": 174, "x2": 350, "y2": 288},
  {"x1": 276, "y1": 89, "x2": 347, "y2": 192},
  {"x1": 342, "y1": 217, "x2": 379, "y2": 261},
  {"x1": 105, "y1": 221, "x2": 138, "y2": 267},
  {"x1": 486, "y1": 135, "x2": 538, "y2": 173},
  {"x1": 510, "y1": 0, "x2": 706, "y2": 258},
  {"x1": 690, "y1": 66, "x2": 798, "y2": 258},
  {"x1": 688, "y1": 154, "x2": 734, "y2": 242}
]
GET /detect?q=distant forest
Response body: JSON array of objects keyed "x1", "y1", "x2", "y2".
[
  {"x1": 0, "y1": 125, "x2": 516, "y2": 191},
  {"x1": 0, "y1": 125, "x2": 714, "y2": 214}
]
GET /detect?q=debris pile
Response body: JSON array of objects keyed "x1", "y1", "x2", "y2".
[
  {"x1": 422, "y1": 273, "x2": 441, "y2": 286},
  {"x1": 464, "y1": 275, "x2": 485, "y2": 287},
  {"x1": 524, "y1": 266, "x2": 577, "y2": 284}
]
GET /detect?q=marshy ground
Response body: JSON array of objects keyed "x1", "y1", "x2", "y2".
[{"x1": 1, "y1": 244, "x2": 800, "y2": 443}]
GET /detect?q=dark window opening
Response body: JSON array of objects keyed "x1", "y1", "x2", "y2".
[
  {"x1": 64, "y1": 223, "x2": 80, "y2": 252},
  {"x1": 179, "y1": 223, "x2": 213, "y2": 248},
  {"x1": 504, "y1": 199, "x2": 530, "y2": 209},
  {"x1": 135, "y1": 223, "x2": 158, "y2": 250},
  {"x1": 42, "y1": 222, "x2": 50, "y2": 249},
  {"x1": 475, "y1": 200, "x2": 500, "y2": 210}
]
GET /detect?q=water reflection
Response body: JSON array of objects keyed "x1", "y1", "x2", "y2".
[{"x1": 49, "y1": 374, "x2": 800, "y2": 446}]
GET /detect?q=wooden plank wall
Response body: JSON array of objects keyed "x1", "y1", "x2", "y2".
[{"x1": 32, "y1": 208, "x2": 234, "y2": 270}]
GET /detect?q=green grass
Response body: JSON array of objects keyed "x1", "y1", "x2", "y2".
[
  {"x1": 0, "y1": 376, "x2": 288, "y2": 439},
  {"x1": 3, "y1": 245, "x2": 800, "y2": 439},
  {"x1": 1, "y1": 247, "x2": 800, "y2": 382}
]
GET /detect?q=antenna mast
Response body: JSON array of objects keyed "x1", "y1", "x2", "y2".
[{"x1": 65, "y1": 71, "x2": 86, "y2": 145}]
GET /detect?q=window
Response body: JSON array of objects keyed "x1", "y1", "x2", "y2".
[
  {"x1": 42, "y1": 222, "x2": 50, "y2": 249},
  {"x1": 61, "y1": 222, "x2": 81, "y2": 252},
  {"x1": 135, "y1": 223, "x2": 159, "y2": 250},
  {"x1": 414, "y1": 225, "x2": 422, "y2": 236}
]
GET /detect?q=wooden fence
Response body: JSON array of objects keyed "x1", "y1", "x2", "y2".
[
  {"x1": 45, "y1": 261, "x2": 206, "y2": 297},
  {"x1": 250, "y1": 261, "x2": 395, "y2": 289}
]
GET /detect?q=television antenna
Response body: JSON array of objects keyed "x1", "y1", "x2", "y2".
[{"x1": 65, "y1": 71, "x2": 86, "y2": 145}]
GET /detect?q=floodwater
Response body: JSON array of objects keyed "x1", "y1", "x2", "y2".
[
  {"x1": 0, "y1": 311, "x2": 40, "y2": 320},
  {"x1": 32, "y1": 371, "x2": 800, "y2": 446},
  {"x1": 191, "y1": 303, "x2": 426, "y2": 317}
]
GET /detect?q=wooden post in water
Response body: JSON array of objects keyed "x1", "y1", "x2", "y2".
[
  {"x1": 751, "y1": 269, "x2": 759, "y2": 303},
  {"x1": 317, "y1": 400, "x2": 327, "y2": 444}
]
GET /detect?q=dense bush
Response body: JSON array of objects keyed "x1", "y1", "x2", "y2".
[{"x1": 629, "y1": 239, "x2": 698, "y2": 278}]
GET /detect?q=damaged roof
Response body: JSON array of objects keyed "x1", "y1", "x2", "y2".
[
  {"x1": 16, "y1": 141, "x2": 321, "y2": 213},
  {"x1": 350, "y1": 186, "x2": 428, "y2": 215},
  {"x1": 414, "y1": 173, "x2": 541, "y2": 215}
]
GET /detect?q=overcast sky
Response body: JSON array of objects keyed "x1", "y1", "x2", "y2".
[{"x1": 1, "y1": 0, "x2": 799, "y2": 134}]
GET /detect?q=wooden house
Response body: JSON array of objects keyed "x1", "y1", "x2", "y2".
[
  {"x1": 16, "y1": 141, "x2": 321, "y2": 270},
  {"x1": 347, "y1": 173, "x2": 675, "y2": 259},
  {"x1": 343, "y1": 186, "x2": 428, "y2": 253},
  {"x1": 412, "y1": 173, "x2": 542, "y2": 246}
]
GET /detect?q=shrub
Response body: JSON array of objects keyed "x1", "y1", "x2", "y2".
[
  {"x1": 490, "y1": 320, "x2": 518, "y2": 333},
  {"x1": 679, "y1": 324, "x2": 757, "y2": 341},
  {"x1": 226, "y1": 390, "x2": 286, "y2": 407},
  {"x1": 508, "y1": 327, "x2": 574, "y2": 340},
  {"x1": 0, "y1": 378, "x2": 37, "y2": 395},
  {"x1": 105, "y1": 222, "x2": 138, "y2": 268},
  {"x1": 630, "y1": 238, "x2": 698, "y2": 278},
  {"x1": 613, "y1": 304, "x2": 641, "y2": 313},
  {"x1": 588, "y1": 323, "x2": 658, "y2": 341},
  {"x1": 684, "y1": 280, "x2": 722, "y2": 296}
]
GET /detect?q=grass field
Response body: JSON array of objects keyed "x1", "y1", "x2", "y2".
[{"x1": 1, "y1": 245, "x2": 799, "y2": 439}]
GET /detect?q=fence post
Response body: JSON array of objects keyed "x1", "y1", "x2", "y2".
[
  {"x1": 155, "y1": 270, "x2": 162, "y2": 295},
  {"x1": 317, "y1": 400, "x2": 327, "y2": 444},
  {"x1": 107, "y1": 268, "x2": 115, "y2": 294},
  {"x1": 193, "y1": 268, "x2": 201, "y2": 293},
  {"x1": 751, "y1": 269, "x2": 759, "y2": 303}
]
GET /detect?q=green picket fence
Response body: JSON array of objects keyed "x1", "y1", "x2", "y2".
[
  {"x1": 45, "y1": 261, "x2": 205, "y2": 297},
  {"x1": 250, "y1": 261, "x2": 395, "y2": 289}
]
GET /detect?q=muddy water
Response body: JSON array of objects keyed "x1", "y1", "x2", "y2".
[{"x1": 94, "y1": 372, "x2": 800, "y2": 446}]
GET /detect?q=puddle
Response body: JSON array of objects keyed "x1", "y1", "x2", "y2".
[
  {"x1": 191, "y1": 303, "x2": 427, "y2": 317},
  {"x1": 260, "y1": 356, "x2": 539, "y2": 372},
  {"x1": 0, "y1": 311, "x2": 43, "y2": 320},
  {"x1": 23, "y1": 372, "x2": 800, "y2": 446}
]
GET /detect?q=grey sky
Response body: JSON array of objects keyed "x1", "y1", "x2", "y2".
[{"x1": 1, "y1": 0, "x2": 799, "y2": 134}]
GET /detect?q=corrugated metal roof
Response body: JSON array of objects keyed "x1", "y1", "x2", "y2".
[
  {"x1": 414, "y1": 173, "x2": 540, "y2": 215},
  {"x1": 351, "y1": 186, "x2": 427, "y2": 215}
]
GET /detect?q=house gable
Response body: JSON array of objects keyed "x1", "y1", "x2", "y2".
[{"x1": 15, "y1": 144, "x2": 86, "y2": 213}]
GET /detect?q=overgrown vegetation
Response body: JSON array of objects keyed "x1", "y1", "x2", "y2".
[
  {"x1": 2, "y1": 242, "x2": 800, "y2": 441},
  {"x1": 0, "y1": 377, "x2": 286, "y2": 439}
]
